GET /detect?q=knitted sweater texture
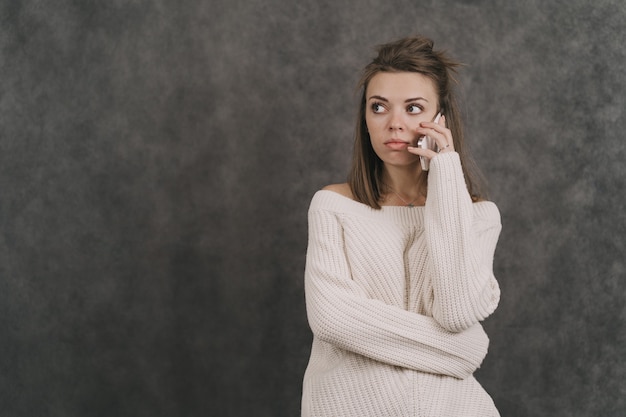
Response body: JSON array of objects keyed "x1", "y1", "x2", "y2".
[{"x1": 302, "y1": 153, "x2": 502, "y2": 417}]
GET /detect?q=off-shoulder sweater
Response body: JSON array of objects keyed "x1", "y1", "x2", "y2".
[{"x1": 301, "y1": 153, "x2": 502, "y2": 417}]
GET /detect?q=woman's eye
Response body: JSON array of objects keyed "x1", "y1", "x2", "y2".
[
  {"x1": 371, "y1": 103, "x2": 385, "y2": 113},
  {"x1": 407, "y1": 104, "x2": 422, "y2": 114}
]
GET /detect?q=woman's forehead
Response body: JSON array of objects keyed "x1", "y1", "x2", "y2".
[{"x1": 366, "y1": 72, "x2": 438, "y2": 101}]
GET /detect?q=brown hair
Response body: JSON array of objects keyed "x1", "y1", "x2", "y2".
[{"x1": 347, "y1": 35, "x2": 486, "y2": 209}]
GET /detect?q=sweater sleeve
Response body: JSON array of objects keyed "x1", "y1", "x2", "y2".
[
  {"x1": 425, "y1": 152, "x2": 502, "y2": 333},
  {"x1": 305, "y1": 203, "x2": 490, "y2": 380}
]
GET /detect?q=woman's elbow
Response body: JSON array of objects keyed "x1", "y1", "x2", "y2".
[{"x1": 432, "y1": 307, "x2": 478, "y2": 333}]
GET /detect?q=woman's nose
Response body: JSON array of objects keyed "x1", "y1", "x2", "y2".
[{"x1": 389, "y1": 112, "x2": 404, "y2": 130}]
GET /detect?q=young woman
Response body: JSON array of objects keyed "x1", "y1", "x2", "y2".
[{"x1": 301, "y1": 36, "x2": 502, "y2": 416}]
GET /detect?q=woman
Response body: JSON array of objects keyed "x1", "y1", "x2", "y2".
[{"x1": 301, "y1": 36, "x2": 502, "y2": 416}]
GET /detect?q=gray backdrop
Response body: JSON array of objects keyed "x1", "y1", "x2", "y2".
[{"x1": 1, "y1": 0, "x2": 624, "y2": 416}]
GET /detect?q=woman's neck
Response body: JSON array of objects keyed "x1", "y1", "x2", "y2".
[{"x1": 381, "y1": 164, "x2": 427, "y2": 206}]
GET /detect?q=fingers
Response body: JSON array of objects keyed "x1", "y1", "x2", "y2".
[
  {"x1": 416, "y1": 114, "x2": 455, "y2": 154},
  {"x1": 407, "y1": 115, "x2": 455, "y2": 164},
  {"x1": 407, "y1": 144, "x2": 438, "y2": 159}
]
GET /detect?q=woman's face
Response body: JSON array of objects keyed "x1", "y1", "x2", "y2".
[{"x1": 365, "y1": 71, "x2": 439, "y2": 168}]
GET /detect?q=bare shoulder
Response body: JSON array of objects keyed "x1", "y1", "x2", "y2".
[{"x1": 322, "y1": 183, "x2": 354, "y2": 200}]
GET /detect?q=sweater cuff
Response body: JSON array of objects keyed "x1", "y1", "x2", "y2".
[
  {"x1": 428, "y1": 152, "x2": 472, "y2": 206},
  {"x1": 429, "y1": 152, "x2": 462, "y2": 180}
]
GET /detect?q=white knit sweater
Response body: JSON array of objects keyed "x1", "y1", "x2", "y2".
[{"x1": 302, "y1": 153, "x2": 502, "y2": 417}]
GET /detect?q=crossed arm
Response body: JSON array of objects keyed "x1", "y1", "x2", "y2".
[{"x1": 305, "y1": 207, "x2": 492, "y2": 380}]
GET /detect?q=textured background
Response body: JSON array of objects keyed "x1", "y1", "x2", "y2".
[{"x1": 1, "y1": 0, "x2": 625, "y2": 416}]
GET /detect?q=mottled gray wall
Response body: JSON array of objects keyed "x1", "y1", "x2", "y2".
[{"x1": 1, "y1": 0, "x2": 624, "y2": 416}]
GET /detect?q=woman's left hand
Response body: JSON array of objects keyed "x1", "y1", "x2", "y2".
[{"x1": 407, "y1": 114, "x2": 455, "y2": 159}]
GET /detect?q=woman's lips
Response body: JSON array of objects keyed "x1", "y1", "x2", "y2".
[{"x1": 385, "y1": 140, "x2": 410, "y2": 150}]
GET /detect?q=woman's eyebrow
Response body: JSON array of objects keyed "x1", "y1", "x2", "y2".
[
  {"x1": 368, "y1": 95, "x2": 389, "y2": 102},
  {"x1": 367, "y1": 95, "x2": 429, "y2": 103}
]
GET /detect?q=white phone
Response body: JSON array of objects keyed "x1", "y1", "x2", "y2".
[{"x1": 417, "y1": 112, "x2": 442, "y2": 171}]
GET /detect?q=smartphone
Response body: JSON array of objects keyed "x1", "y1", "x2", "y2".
[{"x1": 417, "y1": 112, "x2": 442, "y2": 171}]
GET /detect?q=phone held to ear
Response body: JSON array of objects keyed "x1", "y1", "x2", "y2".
[{"x1": 417, "y1": 112, "x2": 442, "y2": 171}]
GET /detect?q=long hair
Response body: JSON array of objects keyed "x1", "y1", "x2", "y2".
[{"x1": 347, "y1": 36, "x2": 486, "y2": 209}]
